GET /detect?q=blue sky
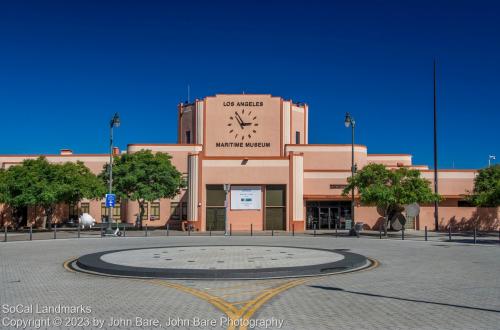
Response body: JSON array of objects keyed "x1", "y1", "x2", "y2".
[{"x1": 0, "y1": 0, "x2": 498, "y2": 169}]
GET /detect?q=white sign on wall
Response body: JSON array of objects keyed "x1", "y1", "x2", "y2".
[{"x1": 230, "y1": 186, "x2": 262, "y2": 210}]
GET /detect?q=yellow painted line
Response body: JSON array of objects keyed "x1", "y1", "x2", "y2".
[
  {"x1": 63, "y1": 257, "x2": 78, "y2": 273},
  {"x1": 150, "y1": 280, "x2": 239, "y2": 317},
  {"x1": 238, "y1": 278, "x2": 308, "y2": 330},
  {"x1": 67, "y1": 254, "x2": 378, "y2": 330}
]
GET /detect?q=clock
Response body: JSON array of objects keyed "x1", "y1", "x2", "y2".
[{"x1": 227, "y1": 108, "x2": 258, "y2": 140}]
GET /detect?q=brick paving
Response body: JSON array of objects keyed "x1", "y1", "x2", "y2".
[{"x1": 0, "y1": 236, "x2": 499, "y2": 329}]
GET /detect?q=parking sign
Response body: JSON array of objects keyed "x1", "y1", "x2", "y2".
[{"x1": 105, "y1": 194, "x2": 116, "y2": 208}]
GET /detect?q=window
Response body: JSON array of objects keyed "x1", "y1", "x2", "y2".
[
  {"x1": 206, "y1": 185, "x2": 226, "y2": 231},
  {"x1": 151, "y1": 202, "x2": 160, "y2": 220},
  {"x1": 141, "y1": 203, "x2": 149, "y2": 220},
  {"x1": 265, "y1": 185, "x2": 286, "y2": 230},
  {"x1": 295, "y1": 131, "x2": 301, "y2": 144},
  {"x1": 113, "y1": 203, "x2": 121, "y2": 222},
  {"x1": 185, "y1": 131, "x2": 191, "y2": 144},
  {"x1": 101, "y1": 203, "x2": 109, "y2": 218},
  {"x1": 69, "y1": 204, "x2": 78, "y2": 220},
  {"x1": 80, "y1": 202, "x2": 90, "y2": 215},
  {"x1": 101, "y1": 202, "x2": 120, "y2": 221},
  {"x1": 170, "y1": 202, "x2": 180, "y2": 220},
  {"x1": 458, "y1": 200, "x2": 474, "y2": 207}
]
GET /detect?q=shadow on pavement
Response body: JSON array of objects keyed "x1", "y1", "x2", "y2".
[{"x1": 308, "y1": 285, "x2": 500, "y2": 314}]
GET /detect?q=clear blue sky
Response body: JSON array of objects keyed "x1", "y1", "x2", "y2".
[{"x1": 0, "y1": 0, "x2": 498, "y2": 169}]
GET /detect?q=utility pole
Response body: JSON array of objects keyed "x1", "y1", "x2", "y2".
[{"x1": 433, "y1": 60, "x2": 439, "y2": 232}]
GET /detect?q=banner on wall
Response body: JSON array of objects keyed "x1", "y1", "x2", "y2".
[{"x1": 230, "y1": 186, "x2": 262, "y2": 210}]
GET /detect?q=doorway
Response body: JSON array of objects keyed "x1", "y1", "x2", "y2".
[
  {"x1": 206, "y1": 185, "x2": 226, "y2": 231},
  {"x1": 317, "y1": 207, "x2": 340, "y2": 229},
  {"x1": 306, "y1": 201, "x2": 351, "y2": 230}
]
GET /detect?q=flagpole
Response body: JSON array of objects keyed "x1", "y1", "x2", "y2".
[{"x1": 433, "y1": 60, "x2": 439, "y2": 232}]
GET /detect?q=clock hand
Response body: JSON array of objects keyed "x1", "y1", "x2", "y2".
[{"x1": 234, "y1": 112, "x2": 244, "y2": 129}]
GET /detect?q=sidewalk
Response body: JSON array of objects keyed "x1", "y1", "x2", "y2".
[{"x1": 2, "y1": 227, "x2": 499, "y2": 244}]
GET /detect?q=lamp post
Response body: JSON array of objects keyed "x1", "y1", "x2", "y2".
[
  {"x1": 488, "y1": 155, "x2": 496, "y2": 167},
  {"x1": 344, "y1": 112, "x2": 358, "y2": 237},
  {"x1": 223, "y1": 184, "x2": 231, "y2": 236},
  {"x1": 106, "y1": 113, "x2": 120, "y2": 235}
]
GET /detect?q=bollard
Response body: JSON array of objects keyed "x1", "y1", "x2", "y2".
[
  {"x1": 251, "y1": 224, "x2": 253, "y2": 237},
  {"x1": 188, "y1": 225, "x2": 191, "y2": 236},
  {"x1": 101, "y1": 226, "x2": 103, "y2": 237},
  {"x1": 292, "y1": 223, "x2": 294, "y2": 237},
  {"x1": 209, "y1": 226, "x2": 212, "y2": 237},
  {"x1": 498, "y1": 229, "x2": 500, "y2": 244},
  {"x1": 166, "y1": 224, "x2": 169, "y2": 237},
  {"x1": 402, "y1": 227, "x2": 405, "y2": 240},
  {"x1": 29, "y1": 225, "x2": 33, "y2": 241},
  {"x1": 425, "y1": 226, "x2": 428, "y2": 241},
  {"x1": 473, "y1": 226, "x2": 477, "y2": 244},
  {"x1": 230, "y1": 224, "x2": 232, "y2": 236},
  {"x1": 53, "y1": 224, "x2": 57, "y2": 240},
  {"x1": 145, "y1": 225, "x2": 148, "y2": 237},
  {"x1": 314, "y1": 224, "x2": 316, "y2": 237},
  {"x1": 335, "y1": 221, "x2": 338, "y2": 238},
  {"x1": 448, "y1": 226, "x2": 452, "y2": 241},
  {"x1": 77, "y1": 224, "x2": 80, "y2": 239},
  {"x1": 379, "y1": 225, "x2": 382, "y2": 239},
  {"x1": 4, "y1": 226, "x2": 7, "y2": 242}
]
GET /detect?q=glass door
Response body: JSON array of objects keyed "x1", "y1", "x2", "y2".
[
  {"x1": 318, "y1": 208, "x2": 329, "y2": 229},
  {"x1": 330, "y1": 207, "x2": 340, "y2": 229}
]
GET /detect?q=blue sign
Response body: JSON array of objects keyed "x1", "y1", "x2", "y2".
[{"x1": 105, "y1": 194, "x2": 116, "y2": 208}]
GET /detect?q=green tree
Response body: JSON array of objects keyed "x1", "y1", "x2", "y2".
[
  {"x1": 343, "y1": 163, "x2": 439, "y2": 235},
  {"x1": 100, "y1": 150, "x2": 185, "y2": 228},
  {"x1": 0, "y1": 157, "x2": 105, "y2": 228},
  {"x1": 57, "y1": 161, "x2": 106, "y2": 208},
  {"x1": 469, "y1": 165, "x2": 500, "y2": 207},
  {"x1": 0, "y1": 157, "x2": 61, "y2": 227}
]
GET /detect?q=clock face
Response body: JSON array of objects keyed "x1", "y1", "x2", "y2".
[{"x1": 227, "y1": 108, "x2": 259, "y2": 140}]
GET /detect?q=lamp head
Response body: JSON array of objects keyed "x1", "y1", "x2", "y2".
[
  {"x1": 111, "y1": 113, "x2": 120, "y2": 128},
  {"x1": 344, "y1": 112, "x2": 352, "y2": 128}
]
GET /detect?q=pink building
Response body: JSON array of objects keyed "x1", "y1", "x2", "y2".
[{"x1": 1, "y1": 94, "x2": 498, "y2": 231}]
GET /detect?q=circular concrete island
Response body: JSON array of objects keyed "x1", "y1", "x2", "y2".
[{"x1": 73, "y1": 246, "x2": 370, "y2": 280}]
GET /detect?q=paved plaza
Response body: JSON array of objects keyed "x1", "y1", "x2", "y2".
[{"x1": 0, "y1": 235, "x2": 499, "y2": 329}]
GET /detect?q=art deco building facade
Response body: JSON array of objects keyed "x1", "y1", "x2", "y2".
[{"x1": 1, "y1": 94, "x2": 496, "y2": 231}]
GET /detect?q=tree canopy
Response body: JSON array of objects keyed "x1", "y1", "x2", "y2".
[
  {"x1": 57, "y1": 161, "x2": 106, "y2": 206},
  {"x1": 469, "y1": 165, "x2": 500, "y2": 207},
  {"x1": 0, "y1": 157, "x2": 105, "y2": 227},
  {"x1": 100, "y1": 150, "x2": 185, "y2": 227},
  {"x1": 342, "y1": 163, "x2": 439, "y2": 233}
]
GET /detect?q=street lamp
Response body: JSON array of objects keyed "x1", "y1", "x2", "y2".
[
  {"x1": 344, "y1": 112, "x2": 358, "y2": 237},
  {"x1": 106, "y1": 113, "x2": 120, "y2": 234},
  {"x1": 488, "y1": 155, "x2": 496, "y2": 167}
]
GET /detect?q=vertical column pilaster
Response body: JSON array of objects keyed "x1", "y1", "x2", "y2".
[
  {"x1": 187, "y1": 153, "x2": 199, "y2": 222},
  {"x1": 291, "y1": 152, "x2": 304, "y2": 222}
]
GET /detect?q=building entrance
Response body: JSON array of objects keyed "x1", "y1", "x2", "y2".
[
  {"x1": 306, "y1": 201, "x2": 352, "y2": 230},
  {"x1": 206, "y1": 185, "x2": 226, "y2": 231}
]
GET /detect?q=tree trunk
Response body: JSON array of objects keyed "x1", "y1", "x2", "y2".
[
  {"x1": 383, "y1": 205, "x2": 390, "y2": 237},
  {"x1": 138, "y1": 201, "x2": 145, "y2": 229},
  {"x1": 44, "y1": 206, "x2": 54, "y2": 229}
]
